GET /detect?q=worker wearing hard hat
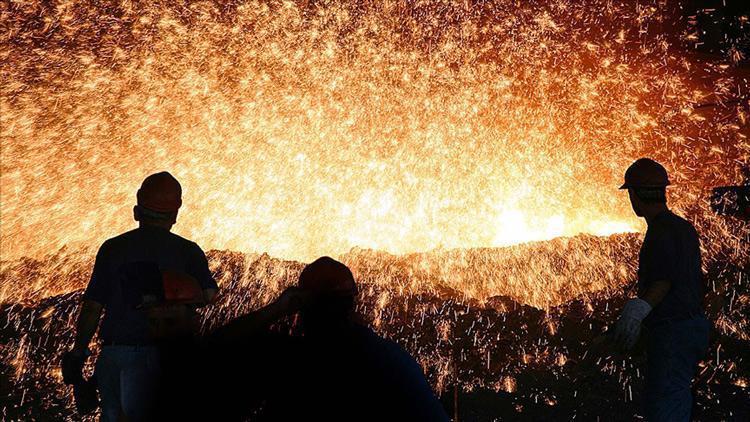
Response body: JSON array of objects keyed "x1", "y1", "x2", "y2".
[
  {"x1": 63, "y1": 172, "x2": 219, "y2": 421},
  {"x1": 613, "y1": 158, "x2": 710, "y2": 421},
  {"x1": 206, "y1": 257, "x2": 449, "y2": 422}
]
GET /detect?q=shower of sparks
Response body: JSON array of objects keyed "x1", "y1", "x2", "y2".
[
  {"x1": 1, "y1": 0, "x2": 746, "y2": 262},
  {"x1": 0, "y1": 0, "x2": 749, "y2": 420}
]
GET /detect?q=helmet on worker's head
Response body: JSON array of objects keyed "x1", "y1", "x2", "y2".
[
  {"x1": 299, "y1": 256, "x2": 357, "y2": 296},
  {"x1": 298, "y1": 257, "x2": 357, "y2": 331},
  {"x1": 137, "y1": 172, "x2": 182, "y2": 214},
  {"x1": 619, "y1": 158, "x2": 670, "y2": 190}
]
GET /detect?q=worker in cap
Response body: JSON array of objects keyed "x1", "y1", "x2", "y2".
[
  {"x1": 297, "y1": 256, "x2": 358, "y2": 335},
  {"x1": 612, "y1": 158, "x2": 710, "y2": 421},
  {"x1": 206, "y1": 257, "x2": 449, "y2": 421},
  {"x1": 64, "y1": 171, "x2": 219, "y2": 421},
  {"x1": 135, "y1": 171, "x2": 183, "y2": 222},
  {"x1": 298, "y1": 255, "x2": 357, "y2": 293}
]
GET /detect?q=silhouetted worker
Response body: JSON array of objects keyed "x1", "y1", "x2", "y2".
[
  {"x1": 63, "y1": 172, "x2": 218, "y2": 421},
  {"x1": 207, "y1": 256, "x2": 449, "y2": 422},
  {"x1": 613, "y1": 158, "x2": 710, "y2": 421}
]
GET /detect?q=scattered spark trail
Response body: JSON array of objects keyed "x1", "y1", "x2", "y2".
[{"x1": 2, "y1": 0, "x2": 746, "y2": 262}]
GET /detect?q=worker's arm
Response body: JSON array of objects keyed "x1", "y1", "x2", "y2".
[
  {"x1": 63, "y1": 244, "x2": 107, "y2": 385},
  {"x1": 191, "y1": 244, "x2": 219, "y2": 306},
  {"x1": 209, "y1": 287, "x2": 308, "y2": 343},
  {"x1": 613, "y1": 279, "x2": 671, "y2": 351},
  {"x1": 62, "y1": 299, "x2": 102, "y2": 385},
  {"x1": 614, "y1": 227, "x2": 677, "y2": 350},
  {"x1": 638, "y1": 279, "x2": 671, "y2": 308},
  {"x1": 72, "y1": 299, "x2": 103, "y2": 355}
]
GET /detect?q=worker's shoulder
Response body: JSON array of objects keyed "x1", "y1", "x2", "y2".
[
  {"x1": 165, "y1": 230, "x2": 201, "y2": 247},
  {"x1": 97, "y1": 228, "x2": 139, "y2": 254},
  {"x1": 160, "y1": 232, "x2": 206, "y2": 258},
  {"x1": 357, "y1": 325, "x2": 421, "y2": 371},
  {"x1": 647, "y1": 213, "x2": 700, "y2": 252},
  {"x1": 666, "y1": 211, "x2": 699, "y2": 238},
  {"x1": 100, "y1": 228, "x2": 203, "y2": 253},
  {"x1": 182, "y1": 238, "x2": 207, "y2": 257},
  {"x1": 653, "y1": 211, "x2": 697, "y2": 235}
]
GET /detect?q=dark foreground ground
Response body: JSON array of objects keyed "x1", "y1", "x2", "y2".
[{"x1": 1, "y1": 231, "x2": 748, "y2": 421}]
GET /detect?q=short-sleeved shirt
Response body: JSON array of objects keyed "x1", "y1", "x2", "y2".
[
  {"x1": 637, "y1": 211, "x2": 704, "y2": 327},
  {"x1": 84, "y1": 226, "x2": 217, "y2": 344}
]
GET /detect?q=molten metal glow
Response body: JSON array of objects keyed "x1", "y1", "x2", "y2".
[{"x1": 3, "y1": 1, "x2": 746, "y2": 262}]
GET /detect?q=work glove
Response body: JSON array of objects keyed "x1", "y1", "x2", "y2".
[
  {"x1": 62, "y1": 349, "x2": 100, "y2": 414},
  {"x1": 61, "y1": 349, "x2": 88, "y2": 385},
  {"x1": 613, "y1": 298, "x2": 652, "y2": 351},
  {"x1": 73, "y1": 377, "x2": 99, "y2": 414}
]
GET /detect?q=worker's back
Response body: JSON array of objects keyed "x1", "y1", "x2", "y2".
[
  {"x1": 90, "y1": 225, "x2": 219, "y2": 421},
  {"x1": 84, "y1": 225, "x2": 214, "y2": 345},
  {"x1": 637, "y1": 210, "x2": 704, "y2": 326},
  {"x1": 199, "y1": 323, "x2": 447, "y2": 422},
  {"x1": 258, "y1": 324, "x2": 446, "y2": 422}
]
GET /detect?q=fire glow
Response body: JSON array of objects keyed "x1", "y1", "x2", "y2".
[{"x1": 3, "y1": 0, "x2": 746, "y2": 263}]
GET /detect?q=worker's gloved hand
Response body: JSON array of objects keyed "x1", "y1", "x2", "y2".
[
  {"x1": 73, "y1": 378, "x2": 100, "y2": 414},
  {"x1": 61, "y1": 349, "x2": 88, "y2": 385},
  {"x1": 613, "y1": 298, "x2": 652, "y2": 351},
  {"x1": 275, "y1": 287, "x2": 312, "y2": 315}
]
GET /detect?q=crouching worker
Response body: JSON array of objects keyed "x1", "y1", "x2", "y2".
[
  {"x1": 63, "y1": 172, "x2": 218, "y2": 421},
  {"x1": 207, "y1": 257, "x2": 449, "y2": 422},
  {"x1": 612, "y1": 159, "x2": 710, "y2": 421}
]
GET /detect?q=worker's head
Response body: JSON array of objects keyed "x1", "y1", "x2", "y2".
[
  {"x1": 619, "y1": 158, "x2": 669, "y2": 217},
  {"x1": 298, "y1": 256, "x2": 357, "y2": 335},
  {"x1": 133, "y1": 172, "x2": 182, "y2": 229}
]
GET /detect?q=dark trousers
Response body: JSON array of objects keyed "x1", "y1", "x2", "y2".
[
  {"x1": 645, "y1": 316, "x2": 710, "y2": 422},
  {"x1": 95, "y1": 345, "x2": 161, "y2": 422}
]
